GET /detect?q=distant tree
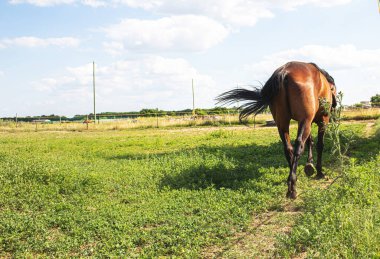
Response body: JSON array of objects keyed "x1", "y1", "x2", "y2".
[
  {"x1": 167, "y1": 111, "x2": 177, "y2": 116},
  {"x1": 139, "y1": 109, "x2": 157, "y2": 115},
  {"x1": 195, "y1": 109, "x2": 207, "y2": 115},
  {"x1": 139, "y1": 109, "x2": 167, "y2": 116},
  {"x1": 370, "y1": 94, "x2": 380, "y2": 107},
  {"x1": 209, "y1": 107, "x2": 228, "y2": 114},
  {"x1": 178, "y1": 109, "x2": 193, "y2": 116},
  {"x1": 73, "y1": 115, "x2": 86, "y2": 121}
]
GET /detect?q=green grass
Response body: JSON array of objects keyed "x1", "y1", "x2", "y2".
[
  {"x1": 0, "y1": 127, "x2": 286, "y2": 257},
  {"x1": 0, "y1": 121, "x2": 378, "y2": 257},
  {"x1": 278, "y1": 119, "x2": 380, "y2": 258},
  {"x1": 278, "y1": 157, "x2": 380, "y2": 258}
]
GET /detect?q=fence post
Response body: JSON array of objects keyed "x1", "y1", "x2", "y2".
[
  {"x1": 15, "y1": 113, "x2": 18, "y2": 128},
  {"x1": 156, "y1": 108, "x2": 159, "y2": 128},
  {"x1": 228, "y1": 110, "x2": 231, "y2": 125}
]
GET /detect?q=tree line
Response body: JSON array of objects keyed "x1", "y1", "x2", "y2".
[
  {"x1": 2, "y1": 93, "x2": 378, "y2": 122},
  {"x1": 1, "y1": 107, "x2": 240, "y2": 122}
]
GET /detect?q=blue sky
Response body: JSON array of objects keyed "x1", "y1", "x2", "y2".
[{"x1": 0, "y1": 0, "x2": 379, "y2": 117}]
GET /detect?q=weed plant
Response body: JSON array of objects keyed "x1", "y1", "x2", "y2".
[{"x1": 278, "y1": 94, "x2": 380, "y2": 258}]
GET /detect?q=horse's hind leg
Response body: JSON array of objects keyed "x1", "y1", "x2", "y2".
[
  {"x1": 287, "y1": 120, "x2": 312, "y2": 199},
  {"x1": 316, "y1": 122, "x2": 327, "y2": 179},
  {"x1": 278, "y1": 126, "x2": 293, "y2": 168},
  {"x1": 304, "y1": 134, "x2": 316, "y2": 177}
]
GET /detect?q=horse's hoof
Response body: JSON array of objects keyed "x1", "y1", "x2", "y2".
[
  {"x1": 316, "y1": 173, "x2": 325, "y2": 180},
  {"x1": 304, "y1": 163, "x2": 316, "y2": 177},
  {"x1": 286, "y1": 190, "x2": 297, "y2": 199}
]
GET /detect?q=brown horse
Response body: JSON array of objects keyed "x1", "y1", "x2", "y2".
[{"x1": 217, "y1": 61, "x2": 337, "y2": 199}]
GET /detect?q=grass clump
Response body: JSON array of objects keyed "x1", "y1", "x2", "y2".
[
  {"x1": 278, "y1": 155, "x2": 380, "y2": 258},
  {"x1": 278, "y1": 95, "x2": 380, "y2": 258}
]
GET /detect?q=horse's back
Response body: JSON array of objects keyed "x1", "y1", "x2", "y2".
[{"x1": 271, "y1": 62, "x2": 331, "y2": 124}]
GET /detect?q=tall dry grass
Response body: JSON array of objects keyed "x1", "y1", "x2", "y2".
[
  {"x1": 0, "y1": 108, "x2": 378, "y2": 132},
  {"x1": 0, "y1": 113, "x2": 273, "y2": 132}
]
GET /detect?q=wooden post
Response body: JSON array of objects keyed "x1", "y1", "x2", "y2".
[
  {"x1": 156, "y1": 108, "x2": 159, "y2": 128},
  {"x1": 93, "y1": 61, "x2": 96, "y2": 124},
  {"x1": 228, "y1": 110, "x2": 231, "y2": 125},
  {"x1": 192, "y1": 79, "x2": 195, "y2": 116},
  {"x1": 236, "y1": 84, "x2": 239, "y2": 109},
  {"x1": 15, "y1": 113, "x2": 18, "y2": 128}
]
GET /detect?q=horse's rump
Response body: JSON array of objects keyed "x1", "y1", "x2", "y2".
[{"x1": 273, "y1": 62, "x2": 323, "y2": 123}]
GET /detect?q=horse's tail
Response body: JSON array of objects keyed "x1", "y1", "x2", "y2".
[{"x1": 216, "y1": 68, "x2": 285, "y2": 121}]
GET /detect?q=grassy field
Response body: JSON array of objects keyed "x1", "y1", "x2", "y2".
[{"x1": 0, "y1": 119, "x2": 379, "y2": 257}]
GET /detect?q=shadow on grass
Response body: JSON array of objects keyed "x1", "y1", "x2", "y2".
[
  {"x1": 109, "y1": 123, "x2": 379, "y2": 191},
  {"x1": 322, "y1": 126, "x2": 380, "y2": 165},
  {"x1": 108, "y1": 153, "x2": 168, "y2": 160},
  {"x1": 158, "y1": 130, "x2": 379, "y2": 191},
  {"x1": 159, "y1": 143, "x2": 288, "y2": 191},
  {"x1": 348, "y1": 132, "x2": 380, "y2": 163}
]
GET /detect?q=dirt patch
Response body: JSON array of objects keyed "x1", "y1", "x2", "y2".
[
  {"x1": 202, "y1": 201, "x2": 302, "y2": 258},
  {"x1": 202, "y1": 177, "x2": 334, "y2": 258},
  {"x1": 364, "y1": 121, "x2": 375, "y2": 138}
]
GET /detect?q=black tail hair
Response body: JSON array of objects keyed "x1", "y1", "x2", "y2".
[{"x1": 216, "y1": 68, "x2": 284, "y2": 121}]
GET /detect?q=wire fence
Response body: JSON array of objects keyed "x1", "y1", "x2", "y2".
[
  {"x1": 0, "y1": 112, "x2": 273, "y2": 131},
  {"x1": 0, "y1": 107, "x2": 379, "y2": 132},
  {"x1": 2, "y1": 110, "x2": 240, "y2": 122}
]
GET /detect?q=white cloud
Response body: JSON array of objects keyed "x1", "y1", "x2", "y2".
[
  {"x1": 0, "y1": 37, "x2": 80, "y2": 48},
  {"x1": 102, "y1": 15, "x2": 229, "y2": 52},
  {"x1": 9, "y1": 0, "x2": 76, "y2": 6},
  {"x1": 102, "y1": 41, "x2": 126, "y2": 56},
  {"x1": 32, "y1": 76, "x2": 75, "y2": 92},
  {"x1": 9, "y1": 0, "x2": 106, "y2": 7},
  {"x1": 32, "y1": 56, "x2": 217, "y2": 115},
  {"x1": 244, "y1": 44, "x2": 380, "y2": 104},
  {"x1": 118, "y1": 0, "x2": 350, "y2": 27},
  {"x1": 246, "y1": 44, "x2": 380, "y2": 77},
  {"x1": 81, "y1": 0, "x2": 106, "y2": 7},
  {"x1": 264, "y1": 0, "x2": 351, "y2": 10},
  {"x1": 124, "y1": 0, "x2": 274, "y2": 27},
  {"x1": 10, "y1": 0, "x2": 352, "y2": 26}
]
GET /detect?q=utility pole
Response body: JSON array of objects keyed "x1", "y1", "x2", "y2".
[
  {"x1": 93, "y1": 61, "x2": 96, "y2": 123},
  {"x1": 156, "y1": 108, "x2": 159, "y2": 128},
  {"x1": 236, "y1": 84, "x2": 240, "y2": 109},
  {"x1": 192, "y1": 78, "x2": 195, "y2": 116}
]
